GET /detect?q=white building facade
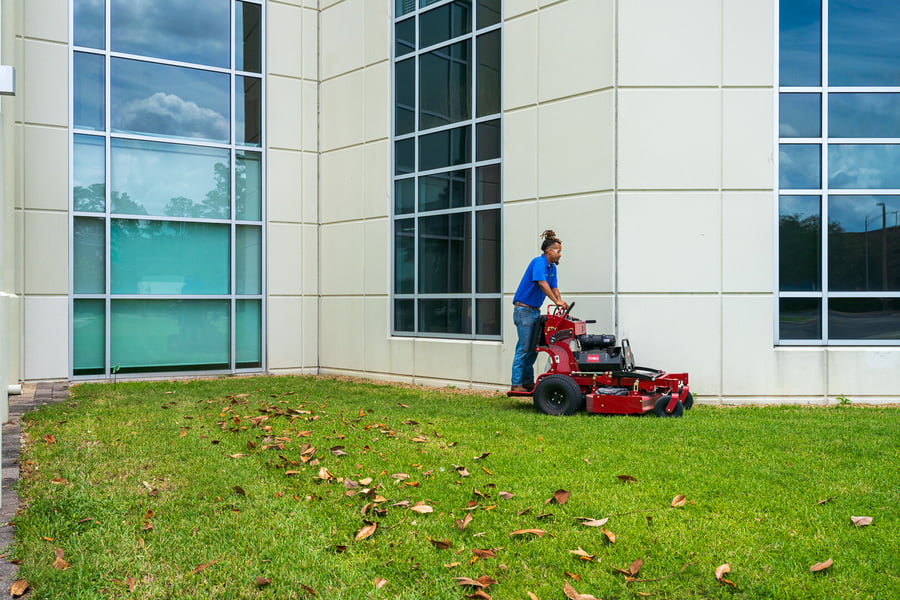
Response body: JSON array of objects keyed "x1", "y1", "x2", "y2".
[{"x1": 1, "y1": 0, "x2": 899, "y2": 417}]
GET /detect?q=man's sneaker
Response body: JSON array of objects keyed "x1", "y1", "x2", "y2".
[{"x1": 510, "y1": 385, "x2": 529, "y2": 393}]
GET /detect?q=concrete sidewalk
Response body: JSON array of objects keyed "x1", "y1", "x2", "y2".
[{"x1": 0, "y1": 382, "x2": 69, "y2": 593}]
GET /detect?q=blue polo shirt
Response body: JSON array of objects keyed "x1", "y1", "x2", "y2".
[{"x1": 513, "y1": 255, "x2": 557, "y2": 308}]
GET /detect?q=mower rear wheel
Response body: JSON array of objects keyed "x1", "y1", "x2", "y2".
[
  {"x1": 533, "y1": 375, "x2": 584, "y2": 416},
  {"x1": 653, "y1": 394, "x2": 684, "y2": 418},
  {"x1": 683, "y1": 391, "x2": 694, "y2": 410}
]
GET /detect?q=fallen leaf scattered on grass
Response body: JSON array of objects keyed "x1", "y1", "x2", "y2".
[
  {"x1": 563, "y1": 581, "x2": 599, "y2": 600},
  {"x1": 499, "y1": 491, "x2": 514, "y2": 500},
  {"x1": 453, "y1": 575, "x2": 497, "y2": 589},
  {"x1": 527, "y1": 593, "x2": 538, "y2": 600},
  {"x1": 180, "y1": 427, "x2": 187, "y2": 438},
  {"x1": 356, "y1": 523, "x2": 378, "y2": 541},
  {"x1": 227, "y1": 454, "x2": 246, "y2": 459},
  {"x1": 192, "y1": 561, "x2": 216, "y2": 574},
  {"x1": 671, "y1": 494, "x2": 687, "y2": 507},
  {"x1": 548, "y1": 489, "x2": 570, "y2": 505},
  {"x1": 126, "y1": 577, "x2": 137, "y2": 592},
  {"x1": 810, "y1": 558, "x2": 833, "y2": 572},
  {"x1": 715, "y1": 563, "x2": 736, "y2": 587},
  {"x1": 410, "y1": 502, "x2": 433, "y2": 514},
  {"x1": 233, "y1": 485, "x2": 246, "y2": 496},
  {"x1": 456, "y1": 513, "x2": 473, "y2": 531},
  {"x1": 851, "y1": 516, "x2": 873, "y2": 527},
  {"x1": 617, "y1": 475, "x2": 637, "y2": 483},
  {"x1": 472, "y1": 549, "x2": 496, "y2": 560},
  {"x1": 817, "y1": 497, "x2": 834, "y2": 505},
  {"x1": 49, "y1": 477, "x2": 68, "y2": 485},
  {"x1": 510, "y1": 529, "x2": 545, "y2": 537},
  {"x1": 474, "y1": 452, "x2": 490, "y2": 460},
  {"x1": 300, "y1": 583, "x2": 317, "y2": 596},
  {"x1": 331, "y1": 446, "x2": 348, "y2": 457},
  {"x1": 374, "y1": 577, "x2": 388, "y2": 589},
  {"x1": 9, "y1": 579, "x2": 28, "y2": 597},
  {"x1": 576, "y1": 517, "x2": 608, "y2": 528},
  {"x1": 565, "y1": 572, "x2": 580, "y2": 581},
  {"x1": 43, "y1": 434, "x2": 56, "y2": 445},
  {"x1": 255, "y1": 577, "x2": 271, "y2": 587},
  {"x1": 52, "y1": 551, "x2": 69, "y2": 571},
  {"x1": 454, "y1": 465, "x2": 471, "y2": 477},
  {"x1": 429, "y1": 538, "x2": 452, "y2": 550},
  {"x1": 569, "y1": 547, "x2": 595, "y2": 561},
  {"x1": 601, "y1": 528, "x2": 616, "y2": 543},
  {"x1": 465, "y1": 591, "x2": 491, "y2": 600},
  {"x1": 411, "y1": 435, "x2": 428, "y2": 443},
  {"x1": 630, "y1": 559, "x2": 643, "y2": 576}
]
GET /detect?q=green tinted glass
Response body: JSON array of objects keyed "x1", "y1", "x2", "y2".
[
  {"x1": 111, "y1": 220, "x2": 230, "y2": 295},
  {"x1": 73, "y1": 299, "x2": 105, "y2": 375},
  {"x1": 111, "y1": 300, "x2": 230, "y2": 372},
  {"x1": 74, "y1": 217, "x2": 106, "y2": 294},
  {"x1": 236, "y1": 226, "x2": 262, "y2": 295},
  {"x1": 236, "y1": 300, "x2": 261, "y2": 367},
  {"x1": 236, "y1": 151, "x2": 262, "y2": 221}
]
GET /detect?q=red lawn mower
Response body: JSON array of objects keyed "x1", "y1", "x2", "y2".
[{"x1": 508, "y1": 303, "x2": 693, "y2": 417}]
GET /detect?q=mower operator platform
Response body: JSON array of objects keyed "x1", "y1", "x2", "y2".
[{"x1": 508, "y1": 303, "x2": 692, "y2": 417}]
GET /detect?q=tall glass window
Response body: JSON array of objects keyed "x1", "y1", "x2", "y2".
[
  {"x1": 392, "y1": 0, "x2": 502, "y2": 338},
  {"x1": 778, "y1": 0, "x2": 900, "y2": 344},
  {"x1": 71, "y1": 0, "x2": 265, "y2": 376}
]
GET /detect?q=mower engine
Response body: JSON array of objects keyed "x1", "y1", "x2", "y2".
[{"x1": 508, "y1": 303, "x2": 692, "y2": 417}]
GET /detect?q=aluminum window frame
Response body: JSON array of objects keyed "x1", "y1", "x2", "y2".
[
  {"x1": 391, "y1": 0, "x2": 504, "y2": 340},
  {"x1": 68, "y1": 0, "x2": 267, "y2": 378},
  {"x1": 775, "y1": 0, "x2": 900, "y2": 346}
]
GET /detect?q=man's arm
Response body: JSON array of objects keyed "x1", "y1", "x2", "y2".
[{"x1": 537, "y1": 281, "x2": 568, "y2": 309}]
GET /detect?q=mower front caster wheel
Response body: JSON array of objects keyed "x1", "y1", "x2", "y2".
[
  {"x1": 533, "y1": 374, "x2": 584, "y2": 416},
  {"x1": 653, "y1": 394, "x2": 684, "y2": 418}
]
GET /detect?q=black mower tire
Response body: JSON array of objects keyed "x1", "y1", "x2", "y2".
[
  {"x1": 653, "y1": 394, "x2": 684, "y2": 418},
  {"x1": 533, "y1": 375, "x2": 584, "y2": 416},
  {"x1": 683, "y1": 391, "x2": 694, "y2": 410}
]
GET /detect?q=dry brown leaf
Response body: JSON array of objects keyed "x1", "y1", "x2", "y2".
[
  {"x1": 817, "y1": 497, "x2": 834, "y2": 505},
  {"x1": 527, "y1": 593, "x2": 538, "y2": 600},
  {"x1": 630, "y1": 559, "x2": 643, "y2": 576},
  {"x1": 715, "y1": 563, "x2": 730, "y2": 580},
  {"x1": 577, "y1": 517, "x2": 608, "y2": 527},
  {"x1": 454, "y1": 577, "x2": 484, "y2": 588},
  {"x1": 465, "y1": 591, "x2": 491, "y2": 600},
  {"x1": 43, "y1": 434, "x2": 56, "y2": 444},
  {"x1": 671, "y1": 494, "x2": 687, "y2": 507},
  {"x1": 233, "y1": 485, "x2": 246, "y2": 496},
  {"x1": 565, "y1": 572, "x2": 581, "y2": 581},
  {"x1": 411, "y1": 435, "x2": 428, "y2": 443},
  {"x1": 429, "y1": 538, "x2": 452, "y2": 550},
  {"x1": 180, "y1": 427, "x2": 187, "y2": 438},
  {"x1": 126, "y1": 577, "x2": 137, "y2": 592},
  {"x1": 52, "y1": 556, "x2": 69, "y2": 570},
  {"x1": 499, "y1": 491, "x2": 515, "y2": 500},
  {"x1": 374, "y1": 577, "x2": 388, "y2": 589},
  {"x1": 510, "y1": 529, "x2": 545, "y2": 537},
  {"x1": 550, "y1": 489, "x2": 570, "y2": 505},
  {"x1": 300, "y1": 582, "x2": 317, "y2": 596},
  {"x1": 851, "y1": 516, "x2": 873, "y2": 527},
  {"x1": 50, "y1": 477, "x2": 68, "y2": 485},
  {"x1": 457, "y1": 513, "x2": 473, "y2": 531},
  {"x1": 227, "y1": 453, "x2": 246, "y2": 459},
  {"x1": 472, "y1": 549, "x2": 496, "y2": 559},
  {"x1": 193, "y1": 561, "x2": 216, "y2": 574},
  {"x1": 255, "y1": 576, "x2": 271, "y2": 587},
  {"x1": 355, "y1": 523, "x2": 378, "y2": 541},
  {"x1": 563, "y1": 581, "x2": 599, "y2": 600},
  {"x1": 810, "y1": 558, "x2": 833, "y2": 572},
  {"x1": 473, "y1": 487, "x2": 489, "y2": 499},
  {"x1": 617, "y1": 475, "x2": 637, "y2": 483},
  {"x1": 9, "y1": 580, "x2": 28, "y2": 597},
  {"x1": 410, "y1": 503, "x2": 433, "y2": 514},
  {"x1": 569, "y1": 547, "x2": 595, "y2": 561},
  {"x1": 601, "y1": 527, "x2": 616, "y2": 543},
  {"x1": 444, "y1": 562, "x2": 460, "y2": 568}
]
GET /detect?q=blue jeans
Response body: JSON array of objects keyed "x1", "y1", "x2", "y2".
[{"x1": 511, "y1": 305, "x2": 540, "y2": 386}]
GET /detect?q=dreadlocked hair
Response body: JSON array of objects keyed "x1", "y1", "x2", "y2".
[{"x1": 540, "y1": 229, "x2": 561, "y2": 251}]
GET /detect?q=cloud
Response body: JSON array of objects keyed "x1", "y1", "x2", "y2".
[{"x1": 115, "y1": 92, "x2": 229, "y2": 142}]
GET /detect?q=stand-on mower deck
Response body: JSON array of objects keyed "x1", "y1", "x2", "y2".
[{"x1": 508, "y1": 303, "x2": 692, "y2": 417}]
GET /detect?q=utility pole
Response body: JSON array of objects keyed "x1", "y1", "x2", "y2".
[{"x1": 877, "y1": 202, "x2": 887, "y2": 290}]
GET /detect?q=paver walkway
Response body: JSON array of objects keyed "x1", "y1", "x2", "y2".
[{"x1": 0, "y1": 382, "x2": 69, "y2": 594}]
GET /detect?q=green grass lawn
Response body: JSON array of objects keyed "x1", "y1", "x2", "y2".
[{"x1": 11, "y1": 376, "x2": 900, "y2": 599}]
